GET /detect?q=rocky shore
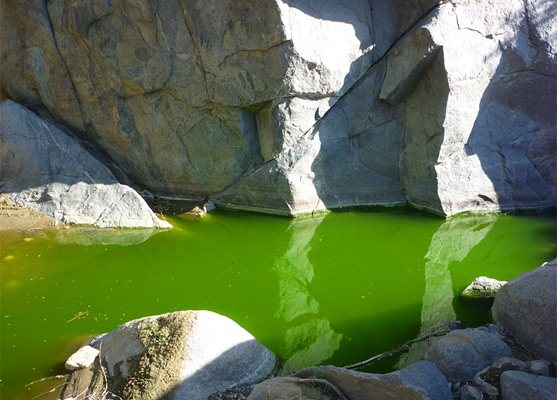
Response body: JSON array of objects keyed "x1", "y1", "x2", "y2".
[{"x1": 59, "y1": 259, "x2": 556, "y2": 400}]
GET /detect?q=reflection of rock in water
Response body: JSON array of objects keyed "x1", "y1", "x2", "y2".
[
  {"x1": 273, "y1": 217, "x2": 342, "y2": 374},
  {"x1": 281, "y1": 318, "x2": 342, "y2": 374},
  {"x1": 397, "y1": 217, "x2": 494, "y2": 368},
  {"x1": 40, "y1": 227, "x2": 164, "y2": 246}
]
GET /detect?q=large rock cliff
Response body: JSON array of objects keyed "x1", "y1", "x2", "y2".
[{"x1": 1, "y1": 0, "x2": 555, "y2": 216}]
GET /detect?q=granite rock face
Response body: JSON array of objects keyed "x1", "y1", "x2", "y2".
[
  {"x1": 493, "y1": 259, "x2": 557, "y2": 361},
  {"x1": 397, "y1": 0, "x2": 557, "y2": 215},
  {"x1": 62, "y1": 311, "x2": 276, "y2": 400},
  {"x1": 1, "y1": 0, "x2": 555, "y2": 216},
  {"x1": 0, "y1": 100, "x2": 170, "y2": 228}
]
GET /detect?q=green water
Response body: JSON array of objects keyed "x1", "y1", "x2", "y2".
[{"x1": 1, "y1": 209, "x2": 555, "y2": 398}]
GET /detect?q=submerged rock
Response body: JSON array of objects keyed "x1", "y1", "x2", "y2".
[
  {"x1": 0, "y1": 100, "x2": 171, "y2": 228},
  {"x1": 62, "y1": 311, "x2": 276, "y2": 400},
  {"x1": 426, "y1": 328, "x2": 512, "y2": 382},
  {"x1": 492, "y1": 259, "x2": 557, "y2": 361},
  {"x1": 461, "y1": 276, "x2": 507, "y2": 298}
]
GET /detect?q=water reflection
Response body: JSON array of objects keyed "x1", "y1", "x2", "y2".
[
  {"x1": 397, "y1": 216, "x2": 495, "y2": 367},
  {"x1": 273, "y1": 217, "x2": 343, "y2": 373},
  {"x1": 39, "y1": 227, "x2": 165, "y2": 246}
]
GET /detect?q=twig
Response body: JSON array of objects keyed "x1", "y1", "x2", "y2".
[
  {"x1": 80, "y1": 342, "x2": 123, "y2": 400},
  {"x1": 343, "y1": 330, "x2": 450, "y2": 370},
  {"x1": 31, "y1": 382, "x2": 69, "y2": 399},
  {"x1": 25, "y1": 375, "x2": 67, "y2": 387},
  {"x1": 67, "y1": 310, "x2": 89, "y2": 323}
]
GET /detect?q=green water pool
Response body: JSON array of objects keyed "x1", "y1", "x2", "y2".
[{"x1": 1, "y1": 209, "x2": 555, "y2": 398}]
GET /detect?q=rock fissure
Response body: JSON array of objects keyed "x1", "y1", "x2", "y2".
[
  {"x1": 219, "y1": 40, "x2": 293, "y2": 68},
  {"x1": 40, "y1": 0, "x2": 86, "y2": 132}
]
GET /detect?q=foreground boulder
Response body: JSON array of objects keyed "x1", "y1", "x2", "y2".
[
  {"x1": 61, "y1": 311, "x2": 276, "y2": 400},
  {"x1": 425, "y1": 328, "x2": 511, "y2": 382},
  {"x1": 492, "y1": 259, "x2": 557, "y2": 361},
  {"x1": 248, "y1": 362, "x2": 451, "y2": 400},
  {"x1": 0, "y1": 100, "x2": 170, "y2": 228}
]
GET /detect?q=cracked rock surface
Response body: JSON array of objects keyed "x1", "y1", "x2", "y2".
[
  {"x1": 1, "y1": 0, "x2": 554, "y2": 216},
  {"x1": 0, "y1": 100, "x2": 171, "y2": 228}
]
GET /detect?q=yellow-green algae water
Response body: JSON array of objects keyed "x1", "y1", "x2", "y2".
[{"x1": 1, "y1": 209, "x2": 555, "y2": 398}]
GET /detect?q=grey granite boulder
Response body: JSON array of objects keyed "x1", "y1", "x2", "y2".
[
  {"x1": 62, "y1": 311, "x2": 276, "y2": 400},
  {"x1": 500, "y1": 370, "x2": 557, "y2": 400},
  {"x1": 0, "y1": 100, "x2": 170, "y2": 228},
  {"x1": 280, "y1": 362, "x2": 452, "y2": 400},
  {"x1": 247, "y1": 376, "x2": 346, "y2": 400},
  {"x1": 426, "y1": 328, "x2": 512, "y2": 382},
  {"x1": 398, "y1": 0, "x2": 556, "y2": 215},
  {"x1": 492, "y1": 259, "x2": 557, "y2": 361}
]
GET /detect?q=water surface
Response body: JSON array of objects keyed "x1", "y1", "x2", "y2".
[{"x1": 1, "y1": 209, "x2": 554, "y2": 398}]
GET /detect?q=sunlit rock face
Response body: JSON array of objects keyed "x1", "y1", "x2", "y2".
[
  {"x1": 395, "y1": 0, "x2": 557, "y2": 215},
  {"x1": 1, "y1": 0, "x2": 554, "y2": 216},
  {"x1": 62, "y1": 311, "x2": 276, "y2": 400}
]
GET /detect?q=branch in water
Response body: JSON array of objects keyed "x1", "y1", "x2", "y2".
[{"x1": 343, "y1": 330, "x2": 450, "y2": 370}]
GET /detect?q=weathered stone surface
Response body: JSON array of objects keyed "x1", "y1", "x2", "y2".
[
  {"x1": 398, "y1": 0, "x2": 557, "y2": 215},
  {"x1": 64, "y1": 311, "x2": 276, "y2": 400},
  {"x1": 0, "y1": 100, "x2": 171, "y2": 228},
  {"x1": 0, "y1": 0, "x2": 382, "y2": 209},
  {"x1": 1, "y1": 0, "x2": 555, "y2": 216},
  {"x1": 492, "y1": 259, "x2": 557, "y2": 361},
  {"x1": 500, "y1": 370, "x2": 557, "y2": 400},
  {"x1": 247, "y1": 377, "x2": 345, "y2": 400},
  {"x1": 461, "y1": 276, "x2": 507, "y2": 298},
  {"x1": 64, "y1": 345, "x2": 99, "y2": 371},
  {"x1": 426, "y1": 328, "x2": 512, "y2": 382},
  {"x1": 288, "y1": 362, "x2": 452, "y2": 400}
]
